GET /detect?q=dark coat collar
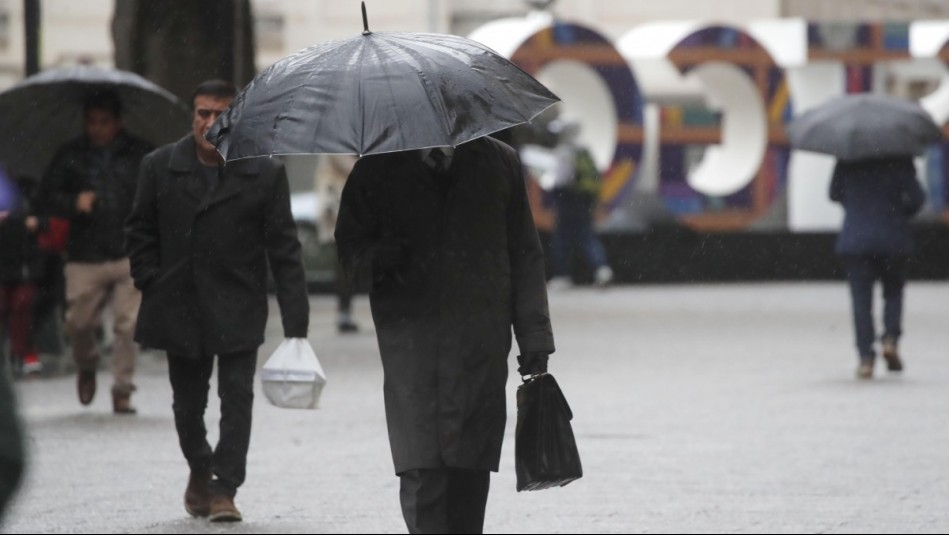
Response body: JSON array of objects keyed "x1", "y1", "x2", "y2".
[
  {"x1": 168, "y1": 135, "x2": 260, "y2": 176},
  {"x1": 167, "y1": 135, "x2": 259, "y2": 209}
]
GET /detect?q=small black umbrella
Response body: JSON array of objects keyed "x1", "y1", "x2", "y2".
[
  {"x1": 0, "y1": 65, "x2": 190, "y2": 178},
  {"x1": 208, "y1": 3, "x2": 559, "y2": 160},
  {"x1": 786, "y1": 93, "x2": 943, "y2": 162}
]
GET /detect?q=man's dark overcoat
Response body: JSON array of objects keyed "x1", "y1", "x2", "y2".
[
  {"x1": 125, "y1": 135, "x2": 308, "y2": 358},
  {"x1": 335, "y1": 136, "x2": 554, "y2": 474}
]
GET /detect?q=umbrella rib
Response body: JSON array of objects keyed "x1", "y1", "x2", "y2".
[
  {"x1": 389, "y1": 34, "x2": 557, "y2": 134},
  {"x1": 357, "y1": 38, "x2": 369, "y2": 155},
  {"x1": 259, "y1": 38, "x2": 366, "y2": 156},
  {"x1": 376, "y1": 35, "x2": 454, "y2": 146}
]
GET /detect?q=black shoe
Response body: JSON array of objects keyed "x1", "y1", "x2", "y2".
[{"x1": 338, "y1": 320, "x2": 359, "y2": 334}]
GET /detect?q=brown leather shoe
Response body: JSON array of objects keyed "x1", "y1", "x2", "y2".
[
  {"x1": 77, "y1": 370, "x2": 96, "y2": 405},
  {"x1": 209, "y1": 493, "x2": 242, "y2": 522},
  {"x1": 882, "y1": 339, "x2": 903, "y2": 372},
  {"x1": 856, "y1": 361, "x2": 874, "y2": 380},
  {"x1": 184, "y1": 472, "x2": 211, "y2": 518},
  {"x1": 112, "y1": 392, "x2": 137, "y2": 415}
]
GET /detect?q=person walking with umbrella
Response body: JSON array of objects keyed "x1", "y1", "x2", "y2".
[
  {"x1": 830, "y1": 157, "x2": 924, "y2": 378},
  {"x1": 787, "y1": 94, "x2": 935, "y2": 378},
  {"x1": 206, "y1": 5, "x2": 559, "y2": 532},
  {"x1": 39, "y1": 90, "x2": 154, "y2": 412},
  {"x1": 0, "y1": 66, "x2": 189, "y2": 387},
  {"x1": 125, "y1": 80, "x2": 309, "y2": 522},
  {"x1": 337, "y1": 137, "x2": 555, "y2": 533}
]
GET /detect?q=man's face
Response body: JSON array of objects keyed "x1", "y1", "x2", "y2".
[
  {"x1": 84, "y1": 108, "x2": 122, "y2": 148},
  {"x1": 192, "y1": 95, "x2": 233, "y2": 153}
]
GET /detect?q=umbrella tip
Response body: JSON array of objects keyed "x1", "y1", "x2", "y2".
[{"x1": 361, "y1": 2, "x2": 371, "y2": 35}]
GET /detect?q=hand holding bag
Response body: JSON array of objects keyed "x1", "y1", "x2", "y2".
[
  {"x1": 515, "y1": 373, "x2": 583, "y2": 491},
  {"x1": 260, "y1": 338, "x2": 326, "y2": 410}
]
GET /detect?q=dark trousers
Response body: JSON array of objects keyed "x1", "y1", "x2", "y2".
[
  {"x1": 167, "y1": 350, "x2": 257, "y2": 497},
  {"x1": 551, "y1": 195, "x2": 608, "y2": 278},
  {"x1": 399, "y1": 467, "x2": 491, "y2": 534},
  {"x1": 0, "y1": 283, "x2": 37, "y2": 359},
  {"x1": 843, "y1": 255, "x2": 908, "y2": 360},
  {"x1": 334, "y1": 247, "x2": 353, "y2": 314}
]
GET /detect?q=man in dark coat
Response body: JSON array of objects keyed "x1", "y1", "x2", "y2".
[
  {"x1": 335, "y1": 136, "x2": 555, "y2": 534},
  {"x1": 40, "y1": 90, "x2": 154, "y2": 412},
  {"x1": 830, "y1": 156, "x2": 925, "y2": 379},
  {"x1": 125, "y1": 80, "x2": 309, "y2": 522}
]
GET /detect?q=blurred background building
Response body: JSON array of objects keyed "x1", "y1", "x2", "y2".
[{"x1": 3, "y1": 0, "x2": 949, "y2": 89}]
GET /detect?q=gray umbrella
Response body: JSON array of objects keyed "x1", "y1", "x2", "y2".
[
  {"x1": 0, "y1": 65, "x2": 190, "y2": 178},
  {"x1": 786, "y1": 93, "x2": 943, "y2": 162},
  {"x1": 207, "y1": 3, "x2": 559, "y2": 160}
]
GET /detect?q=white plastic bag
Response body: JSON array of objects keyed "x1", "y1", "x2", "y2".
[{"x1": 260, "y1": 338, "x2": 326, "y2": 409}]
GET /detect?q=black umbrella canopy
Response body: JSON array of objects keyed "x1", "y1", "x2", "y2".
[
  {"x1": 786, "y1": 93, "x2": 943, "y2": 162},
  {"x1": 0, "y1": 65, "x2": 190, "y2": 178},
  {"x1": 208, "y1": 4, "x2": 559, "y2": 160}
]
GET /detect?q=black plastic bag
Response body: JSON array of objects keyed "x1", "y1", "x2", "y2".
[{"x1": 515, "y1": 373, "x2": 582, "y2": 491}]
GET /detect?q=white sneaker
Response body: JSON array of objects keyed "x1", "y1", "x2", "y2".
[
  {"x1": 546, "y1": 277, "x2": 572, "y2": 291},
  {"x1": 595, "y1": 266, "x2": 614, "y2": 286},
  {"x1": 21, "y1": 355, "x2": 43, "y2": 375}
]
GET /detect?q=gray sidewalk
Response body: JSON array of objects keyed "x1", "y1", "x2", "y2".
[{"x1": 4, "y1": 283, "x2": 949, "y2": 533}]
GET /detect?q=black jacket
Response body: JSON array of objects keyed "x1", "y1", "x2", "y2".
[
  {"x1": 336, "y1": 137, "x2": 554, "y2": 473},
  {"x1": 40, "y1": 131, "x2": 153, "y2": 262},
  {"x1": 830, "y1": 157, "x2": 925, "y2": 257},
  {"x1": 125, "y1": 135, "x2": 309, "y2": 358},
  {"x1": 0, "y1": 176, "x2": 44, "y2": 283}
]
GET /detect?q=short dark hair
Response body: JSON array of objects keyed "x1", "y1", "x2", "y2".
[
  {"x1": 192, "y1": 79, "x2": 238, "y2": 104},
  {"x1": 83, "y1": 90, "x2": 123, "y2": 118}
]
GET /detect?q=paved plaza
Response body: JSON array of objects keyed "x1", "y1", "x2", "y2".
[{"x1": 4, "y1": 283, "x2": 949, "y2": 533}]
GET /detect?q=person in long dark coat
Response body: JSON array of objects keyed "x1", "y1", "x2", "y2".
[
  {"x1": 335, "y1": 136, "x2": 555, "y2": 534},
  {"x1": 830, "y1": 156, "x2": 924, "y2": 379},
  {"x1": 125, "y1": 80, "x2": 309, "y2": 522}
]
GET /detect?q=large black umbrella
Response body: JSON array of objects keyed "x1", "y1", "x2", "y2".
[
  {"x1": 208, "y1": 4, "x2": 559, "y2": 160},
  {"x1": 0, "y1": 65, "x2": 190, "y2": 178},
  {"x1": 786, "y1": 93, "x2": 943, "y2": 162}
]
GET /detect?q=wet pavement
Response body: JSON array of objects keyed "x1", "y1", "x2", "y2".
[{"x1": 4, "y1": 283, "x2": 949, "y2": 533}]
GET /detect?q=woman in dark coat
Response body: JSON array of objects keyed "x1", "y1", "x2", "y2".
[
  {"x1": 336, "y1": 136, "x2": 555, "y2": 534},
  {"x1": 830, "y1": 156, "x2": 925, "y2": 379}
]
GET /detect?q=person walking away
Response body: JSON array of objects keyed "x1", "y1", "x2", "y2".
[
  {"x1": 315, "y1": 154, "x2": 360, "y2": 333},
  {"x1": 39, "y1": 90, "x2": 153, "y2": 412},
  {"x1": 125, "y1": 80, "x2": 309, "y2": 522},
  {"x1": 336, "y1": 136, "x2": 555, "y2": 534},
  {"x1": 0, "y1": 174, "x2": 45, "y2": 376},
  {"x1": 546, "y1": 120, "x2": 613, "y2": 289},
  {"x1": 830, "y1": 156, "x2": 924, "y2": 379}
]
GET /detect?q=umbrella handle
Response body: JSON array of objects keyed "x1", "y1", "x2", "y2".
[{"x1": 362, "y1": 2, "x2": 371, "y2": 35}]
